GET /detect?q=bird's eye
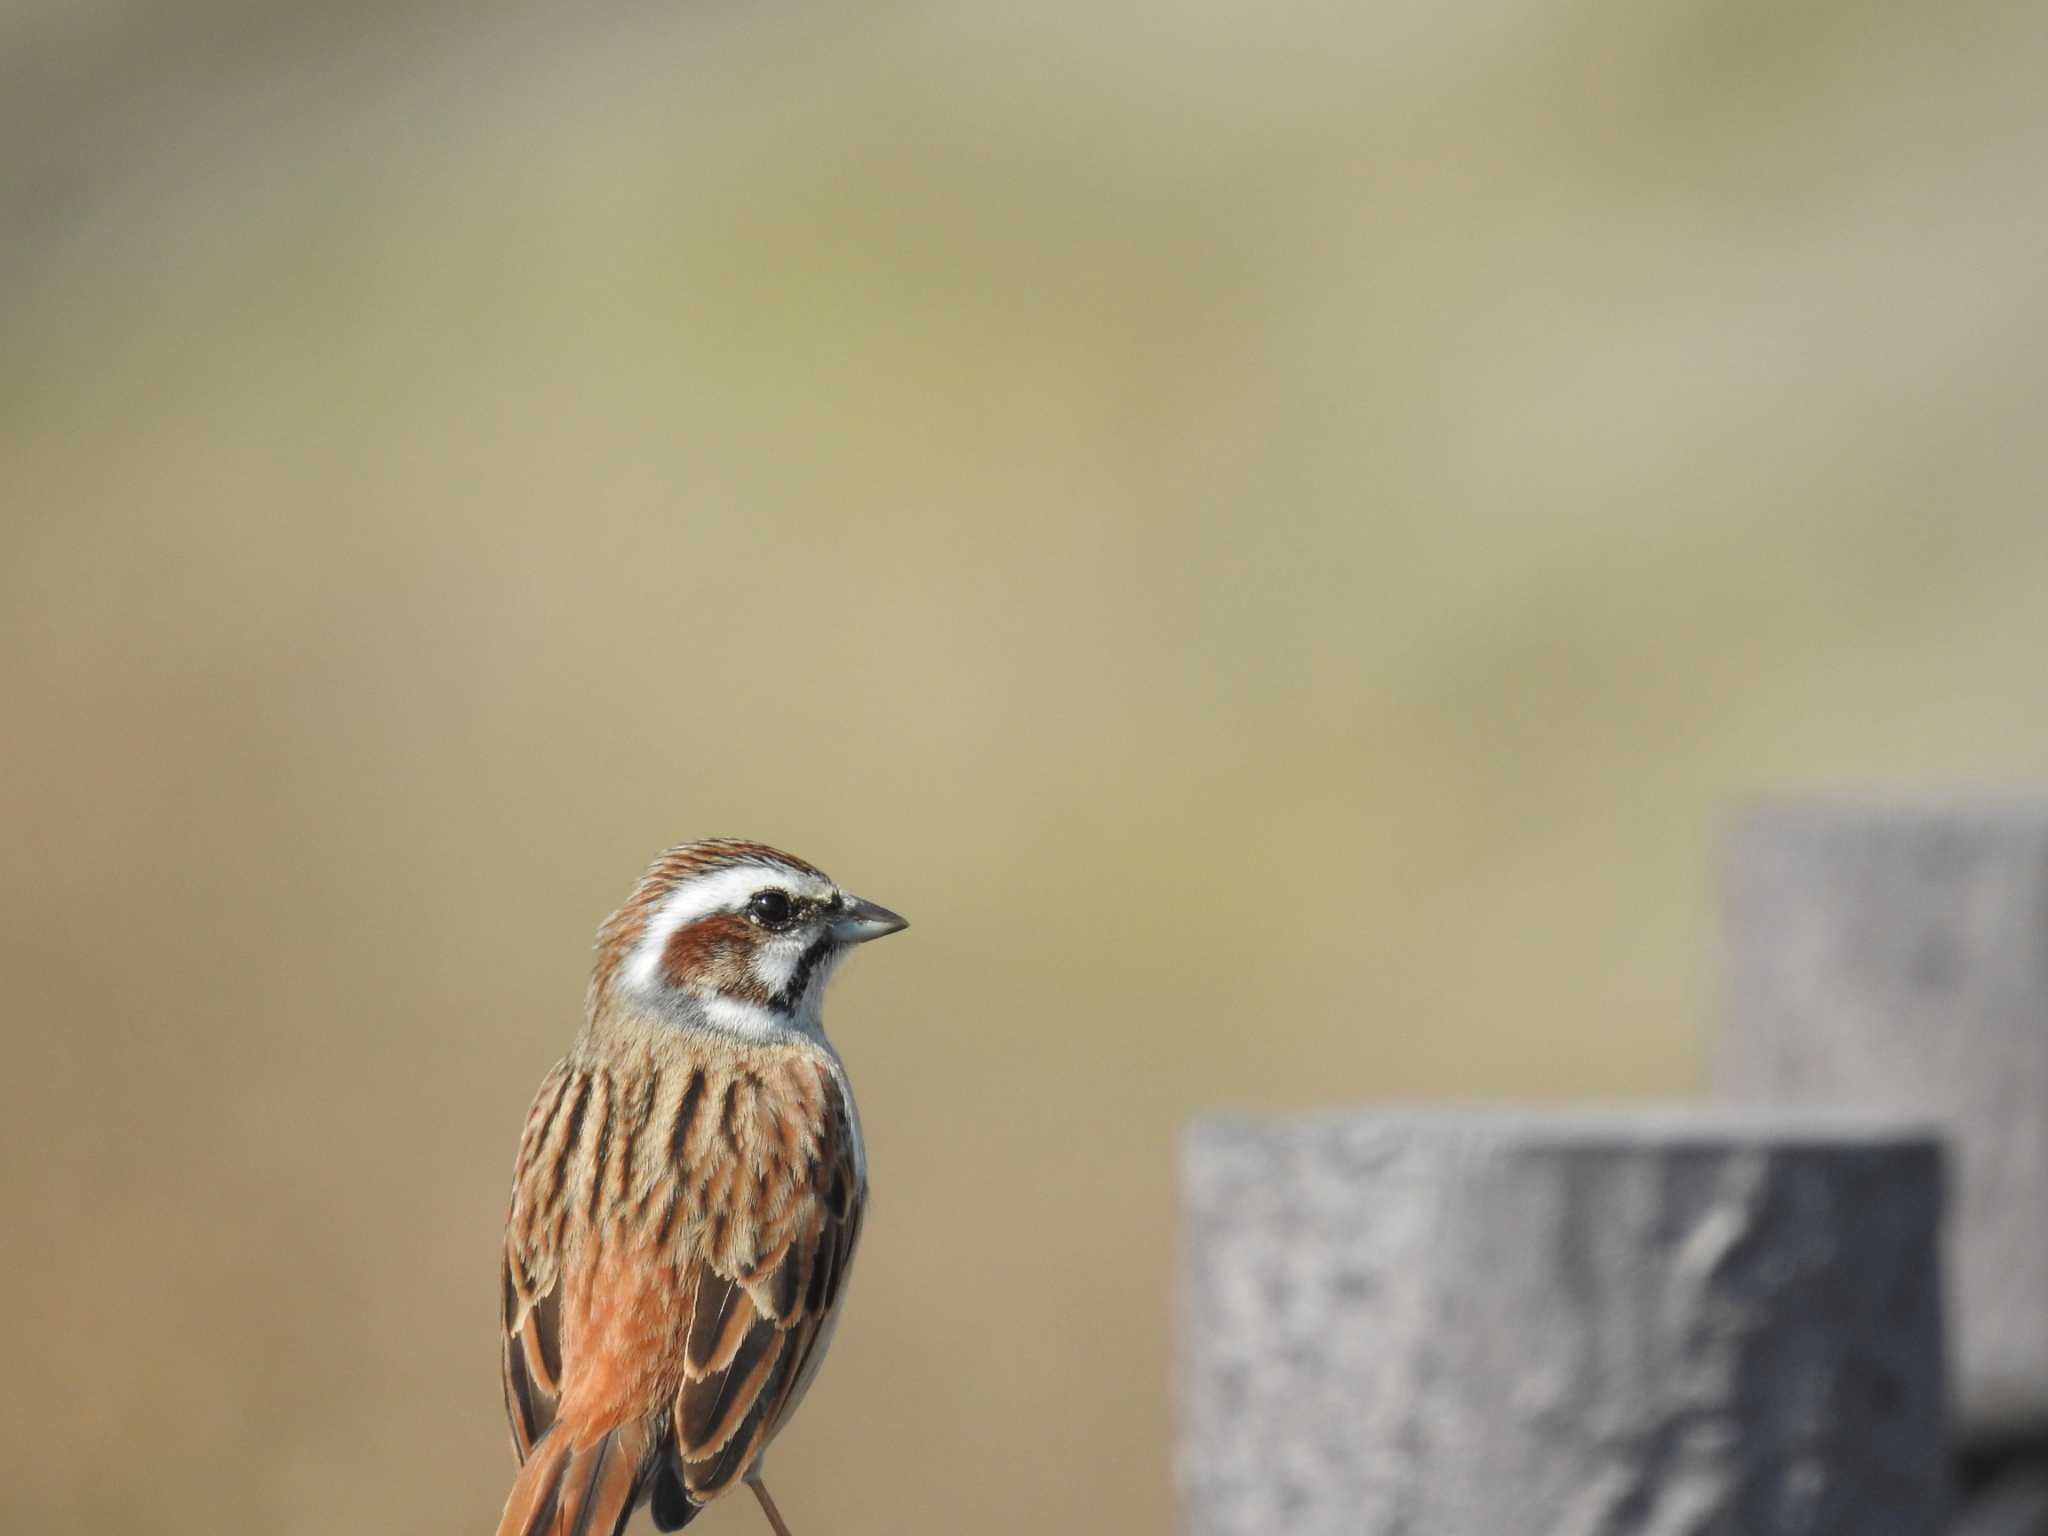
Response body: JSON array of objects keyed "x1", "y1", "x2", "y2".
[{"x1": 747, "y1": 890, "x2": 795, "y2": 931}]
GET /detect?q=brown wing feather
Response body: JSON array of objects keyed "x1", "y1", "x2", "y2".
[
  {"x1": 501, "y1": 1061, "x2": 575, "y2": 1462},
  {"x1": 670, "y1": 1072, "x2": 865, "y2": 1505}
]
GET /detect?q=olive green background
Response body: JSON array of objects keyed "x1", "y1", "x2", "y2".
[{"x1": 5, "y1": 2, "x2": 2047, "y2": 1532}]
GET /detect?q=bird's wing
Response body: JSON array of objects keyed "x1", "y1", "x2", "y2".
[
  {"x1": 501, "y1": 1060, "x2": 577, "y2": 1462},
  {"x1": 666, "y1": 1065, "x2": 866, "y2": 1505}
]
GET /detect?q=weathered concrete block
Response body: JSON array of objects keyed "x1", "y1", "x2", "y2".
[
  {"x1": 1951, "y1": 1468, "x2": 2048, "y2": 1536},
  {"x1": 1719, "y1": 800, "x2": 2048, "y2": 1439},
  {"x1": 1179, "y1": 1109, "x2": 1946, "y2": 1536}
]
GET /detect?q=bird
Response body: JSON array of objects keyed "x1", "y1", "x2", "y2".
[{"x1": 493, "y1": 838, "x2": 906, "y2": 1536}]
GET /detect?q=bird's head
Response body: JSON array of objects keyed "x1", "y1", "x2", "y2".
[{"x1": 591, "y1": 838, "x2": 907, "y2": 1040}]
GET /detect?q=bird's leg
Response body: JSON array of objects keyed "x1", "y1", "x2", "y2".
[{"x1": 749, "y1": 1478, "x2": 796, "y2": 1536}]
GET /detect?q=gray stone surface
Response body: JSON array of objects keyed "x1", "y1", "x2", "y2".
[
  {"x1": 1179, "y1": 1109, "x2": 1947, "y2": 1536},
  {"x1": 1952, "y1": 1468, "x2": 2048, "y2": 1536},
  {"x1": 1719, "y1": 800, "x2": 2048, "y2": 1439}
]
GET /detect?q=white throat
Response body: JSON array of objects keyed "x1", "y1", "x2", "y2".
[{"x1": 698, "y1": 989, "x2": 825, "y2": 1043}]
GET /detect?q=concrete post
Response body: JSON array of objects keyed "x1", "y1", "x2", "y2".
[
  {"x1": 1179, "y1": 1109, "x2": 1947, "y2": 1536},
  {"x1": 1718, "y1": 800, "x2": 2048, "y2": 1441}
]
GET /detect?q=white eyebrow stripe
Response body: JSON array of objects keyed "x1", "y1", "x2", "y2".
[{"x1": 620, "y1": 862, "x2": 833, "y2": 993}]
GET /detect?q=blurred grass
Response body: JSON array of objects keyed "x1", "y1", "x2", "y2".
[{"x1": 4, "y1": 1, "x2": 2048, "y2": 1532}]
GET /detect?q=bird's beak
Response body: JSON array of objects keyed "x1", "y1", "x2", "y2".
[{"x1": 831, "y1": 894, "x2": 909, "y2": 944}]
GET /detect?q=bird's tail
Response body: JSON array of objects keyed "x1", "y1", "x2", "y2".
[{"x1": 494, "y1": 1420, "x2": 652, "y2": 1536}]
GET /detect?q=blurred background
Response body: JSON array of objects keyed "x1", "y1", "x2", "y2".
[{"x1": 5, "y1": 1, "x2": 2048, "y2": 1532}]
